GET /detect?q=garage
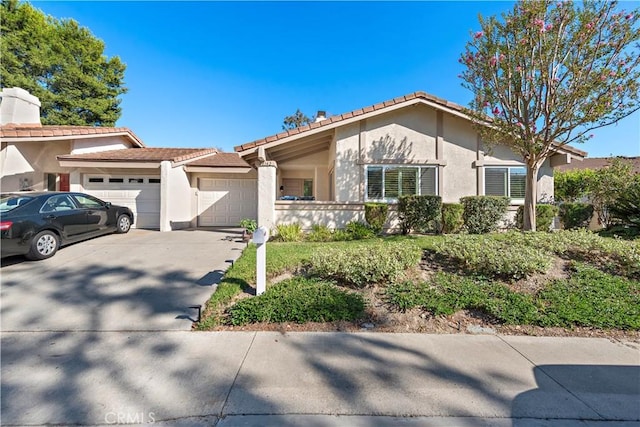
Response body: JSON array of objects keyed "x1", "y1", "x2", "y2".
[
  {"x1": 83, "y1": 175, "x2": 161, "y2": 229},
  {"x1": 197, "y1": 178, "x2": 257, "y2": 226}
]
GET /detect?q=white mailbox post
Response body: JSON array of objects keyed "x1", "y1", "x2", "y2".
[{"x1": 253, "y1": 226, "x2": 270, "y2": 295}]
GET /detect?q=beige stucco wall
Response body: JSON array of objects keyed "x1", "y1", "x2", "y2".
[
  {"x1": 334, "y1": 123, "x2": 361, "y2": 201},
  {"x1": 330, "y1": 104, "x2": 553, "y2": 206},
  {"x1": 71, "y1": 136, "x2": 132, "y2": 154},
  {"x1": 441, "y1": 114, "x2": 479, "y2": 203},
  {"x1": 1, "y1": 140, "x2": 71, "y2": 191},
  {"x1": 363, "y1": 105, "x2": 438, "y2": 162},
  {"x1": 163, "y1": 164, "x2": 193, "y2": 230}
]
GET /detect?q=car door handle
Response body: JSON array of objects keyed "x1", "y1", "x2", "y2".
[{"x1": 44, "y1": 214, "x2": 56, "y2": 219}]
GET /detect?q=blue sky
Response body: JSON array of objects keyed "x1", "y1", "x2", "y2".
[{"x1": 32, "y1": 1, "x2": 640, "y2": 157}]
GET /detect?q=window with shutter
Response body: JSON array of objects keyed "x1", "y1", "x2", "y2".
[
  {"x1": 485, "y1": 167, "x2": 527, "y2": 200},
  {"x1": 365, "y1": 165, "x2": 437, "y2": 201}
]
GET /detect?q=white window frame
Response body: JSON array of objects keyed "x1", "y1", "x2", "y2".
[
  {"x1": 484, "y1": 166, "x2": 526, "y2": 203},
  {"x1": 365, "y1": 165, "x2": 438, "y2": 202}
]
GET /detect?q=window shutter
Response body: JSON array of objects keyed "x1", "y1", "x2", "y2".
[
  {"x1": 385, "y1": 168, "x2": 399, "y2": 198},
  {"x1": 509, "y1": 168, "x2": 526, "y2": 199},
  {"x1": 367, "y1": 167, "x2": 383, "y2": 199},
  {"x1": 485, "y1": 168, "x2": 507, "y2": 196},
  {"x1": 399, "y1": 168, "x2": 417, "y2": 196},
  {"x1": 420, "y1": 168, "x2": 436, "y2": 195}
]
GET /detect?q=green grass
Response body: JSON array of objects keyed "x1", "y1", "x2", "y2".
[{"x1": 197, "y1": 231, "x2": 640, "y2": 330}]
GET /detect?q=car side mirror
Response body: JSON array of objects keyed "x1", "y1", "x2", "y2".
[{"x1": 105, "y1": 202, "x2": 112, "y2": 208}]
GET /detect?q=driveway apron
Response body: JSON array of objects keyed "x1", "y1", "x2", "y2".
[{"x1": 0, "y1": 228, "x2": 247, "y2": 331}]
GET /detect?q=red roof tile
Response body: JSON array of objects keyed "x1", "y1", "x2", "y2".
[
  {"x1": 187, "y1": 152, "x2": 252, "y2": 168},
  {"x1": 57, "y1": 148, "x2": 215, "y2": 163},
  {"x1": 556, "y1": 156, "x2": 640, "y2": 173},
  {"x1": 0, "y1": 124, "x2": 145, "y2": 147}
]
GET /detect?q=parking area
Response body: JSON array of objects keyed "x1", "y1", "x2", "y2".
[{"x1": 0, "y1": 228, "x2": 247, "y2": 331}]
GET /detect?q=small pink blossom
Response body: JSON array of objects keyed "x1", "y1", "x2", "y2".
[
  {"x1": 489, "y1": 57, "x2": 497, "y2": 67},
  {"x1": 474, "y1": 31, "x2": 483, "y2": 39},
  {"x1": 483, "y1": 101, "x2": 490, "y2": 107},
  {"x1": 499, "y1": 53, "x2": 506, "y2": 61},
  {"x1": 625, "y1": 14, "x2": 633, "y2": 20},
  {"x1": 492, "y1": 107, "x2": 501, "y2": 115},
  {"x1": 610, "y1": 71, "x2": 616, "y2": 77},
  {"x1": 586, "y1": 22, "x2": 594, "y2": 29},
  {"x1": 516, "y1": 66, "x2": 522, "y2": 72},
  {"x1": 545, "y1": 24, "x2": 553, "y2": 31}
]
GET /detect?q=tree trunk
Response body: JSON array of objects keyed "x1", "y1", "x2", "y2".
[{"x1": 523, "y1": 161, "x2": 540, "y2": 231}]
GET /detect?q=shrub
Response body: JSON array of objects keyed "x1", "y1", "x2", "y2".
[
  {"x1": 275, "y1": 223, "x2": 303, "y2": 242},
  {"x1": 364, "y1": 202, "x2": 389, "y2": 234},
  {"x1": 558, "y1": 203, "x2": 593, "y2": 230},
  {"x1": 332, "y1": 229, "x2": 353, "y2": 241},
  {"x1": 239, "y1": 218, "x2": 257, "y2": 233},
  {"x1": 441, "y1": 203, "x2": 464, "y2": 234},
  {"x1": 306, "y1": 224, "x2": 334, "y2": 242},
  {"x1": 309, "y1": 241, "x2": 422, "y2": 287},
  {"x1": 554, "y1": 169, "x2": 595, "y2": 203},
  {"x1": 227, "y1": 278, "x2": 365, "y2": 325},
  {"x1": 608, "y1": 179, "x2": 640, "y2": 232},
  {"x1": 460, "y1": 196, "x2": 509, "y2": 234},
  {"x1": 398, "y1": 195, "x2": 442, "y2": 234},
  {"x1": 515, "y1": 204, "x2": 558, "y2": 232},
  {"x1": 433, "y1": 234, "x2": 552, "y2": 280},
  {"x1": 344, "y1": 221, "x2": 375, "y2": 240}
]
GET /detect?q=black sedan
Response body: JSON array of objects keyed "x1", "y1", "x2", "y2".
[{"x1": 1, "y1": 192, "x2": 134, "y2": 260}]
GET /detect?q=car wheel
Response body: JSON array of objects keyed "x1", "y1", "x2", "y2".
[
  {"x1": 116, "y1": 214, "x2": 132, "y2": 234},
  {"x1": 27, "y1": 231, "x2": 59, "y2": 260}
]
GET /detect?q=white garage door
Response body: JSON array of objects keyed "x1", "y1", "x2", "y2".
[
  {"x1": 83, "y1": 176, "x2": 161, "y2": 229},
  {"x1": 198, "y1": 178, "x2": 257, "y2": 226}
]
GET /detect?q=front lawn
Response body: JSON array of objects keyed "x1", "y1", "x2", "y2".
[{"x1": 196, "y1": 231, "x2": 640, "y2": 336}]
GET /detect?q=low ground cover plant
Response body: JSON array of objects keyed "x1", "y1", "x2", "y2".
[
  {"x1": 227, "y1": 277, "x2": 365, "y2": 325},
  {"x1": 433, "y1": 234, "x2": 552, "y2": 280},
  {"x1": 309, "y1": 241, "x2": 421, "y2": 287},
  {"x1": 198, "y1": 230, "x2": 639, "y2": 332}
]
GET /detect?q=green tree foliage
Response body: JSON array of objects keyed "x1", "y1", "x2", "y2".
[
  {"x1": 554, "y1": 169, "x2": 596, "y2": 202},
  {"x1": 460, "y1": 0, "x2": 640, "y2": 231},
  {"x1": 282, "y1": 108, "x2": 312, "y2": 130},
  {"x1": 589, "y1": 158, "x2": 636, "y2": 227},
  {"x1": 1, "y1": 0, "x2": 127, "y2": 126}
]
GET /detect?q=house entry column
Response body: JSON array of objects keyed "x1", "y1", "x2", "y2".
[{"x1": 258, "y1": 160, "x2": 277, "y2": 231}]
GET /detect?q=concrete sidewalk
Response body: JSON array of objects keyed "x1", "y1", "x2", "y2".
[{"x1": 1, "y1": 332, "x2": 638, "y2": 426}]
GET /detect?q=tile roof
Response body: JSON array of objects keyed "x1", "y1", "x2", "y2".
[
  {"x1": 0, "y1": 124, "x2": 146, "y2": 147},
  {"x1": 556, "y1": 156, "x2": 640, "y2": 173},
  {"x1": 57, "y1": 148, "x2": 217, "y2": 163},
  {"x1": 187, "y1": 152, "x2": 252, "y2": 168},
  {"x1": 233, "y1": 91, "x2": 587, "y2": 158}
]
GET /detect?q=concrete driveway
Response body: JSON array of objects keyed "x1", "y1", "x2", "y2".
[{"x1": 0, "y1": 228, "x2": 247, "y2": 331}]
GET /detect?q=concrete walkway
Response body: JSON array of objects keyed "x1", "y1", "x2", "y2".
[{"x1": 1, "y1": 332, "x2": 638, "y2": 426}]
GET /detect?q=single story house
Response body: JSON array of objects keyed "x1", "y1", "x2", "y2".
[{"x1": 1, "y1": 87, "x2": 586, "y2": 232}]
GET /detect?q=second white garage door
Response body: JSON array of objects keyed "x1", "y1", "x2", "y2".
[{"x1": 198, "y1": 178, "x2": 257, "y2": 226}]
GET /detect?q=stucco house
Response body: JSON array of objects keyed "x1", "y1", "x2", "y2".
[{"x1": 1, "y1": 87, "x2": 586, "y2": 232}]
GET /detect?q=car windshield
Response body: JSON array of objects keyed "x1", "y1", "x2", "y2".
[{"x1": 0, "y1": 195, "x2": 34, "y2": 213}]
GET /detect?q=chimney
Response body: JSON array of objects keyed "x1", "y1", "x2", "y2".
[
  {"x1": 0, "y1": 87, "x2": 42, "y2": 126},
  {"x1": 315, "y1": 110, "x2": 326, "y2": 123}
]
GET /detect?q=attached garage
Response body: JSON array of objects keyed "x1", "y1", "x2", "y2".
[
  {"x1": 197, "y1": 178, "x2": 257, "y2": 226},
  {"x1": 83, "y1": 175, "x2": 161, "y2": 229}
]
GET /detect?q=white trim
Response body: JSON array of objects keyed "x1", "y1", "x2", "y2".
[
  {"x1": 2, "y1": 131, "x2": 143, "y2": 147},
  {"x1": 184, "y1": 166, "x2": 252, "y2": 173},
  {"x1": 59, "y1": 160, "x2": 160, "y2": 168}
]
